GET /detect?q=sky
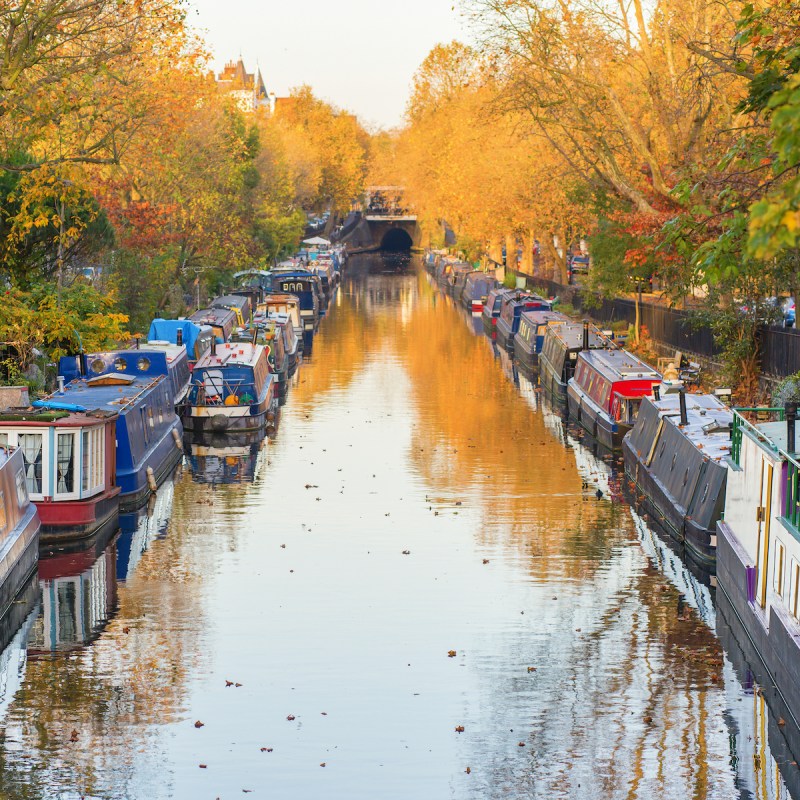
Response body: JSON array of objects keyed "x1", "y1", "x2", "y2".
[{"x1": 186, "y1": 0, "x2": 466, "y2": 130}]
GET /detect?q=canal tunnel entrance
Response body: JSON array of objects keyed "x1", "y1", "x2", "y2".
[{"x1": 380, "y1": 227, "x2": 413, "y2": 251}]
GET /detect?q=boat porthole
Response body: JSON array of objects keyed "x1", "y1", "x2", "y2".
[
  {"x1": 114, "y1": 357, "x2": 128, "y2": 372},
  {"x1": 137, "y1": 356, "x2": 151, "y2": 372},
  {"x1": 671, "y1": 453, "x2": 677, "y2": 471},
  {"x1": 90, "y1": 357, "x2": 106, "y2": 374}
]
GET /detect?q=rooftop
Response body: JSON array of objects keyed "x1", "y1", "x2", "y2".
[
  {"x1": 581, "y1": 348, "x2": 661, "y2": 382},
  {"x1": 195, "y1": 342, "x2": 265, "y2": 370},
  {"x1": 651, "y1": 393, "x2": 733, "y2": 462}
]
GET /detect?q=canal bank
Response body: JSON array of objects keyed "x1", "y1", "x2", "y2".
[{"x1": 0, "y1": 254, "x2": 795, "y2": 799}]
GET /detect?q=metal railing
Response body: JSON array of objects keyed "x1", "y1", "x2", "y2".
[{"x1": 730, "y1": 407, "x2": 785, "y2": 465}]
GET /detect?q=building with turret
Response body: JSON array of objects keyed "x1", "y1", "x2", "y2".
[{"x1": 215, "y1": 57, "x2": 269, "y2": 113}]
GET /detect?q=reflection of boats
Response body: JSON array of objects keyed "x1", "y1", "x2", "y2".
[
  {"x1": 29, "y1": 522, "x2": 119, "y2": 654},
  {"x1": 631, "y1": 509, "x2": 716, "y2": 626},
  {"x1": 717, "y1": 586, "x2": 800, "y2": 799},
  {"x1": 0, "y1": 574, "x2": 39, "y2": 723},
  {"x1": 0, "y1": 408, "x2": 120, "y2": 541},
  {"x1": 516, "y1": 369, "x2": 539, "y2": 413},
  {"x1": 624, "y1": 392, "x2": 732, "y2": 568},
  {"x1": 185, "y1": 429, "x2": 267, "y2": 485},
  {"x1": 117, "y1": 472, "x2": 176, "y2": 581}
]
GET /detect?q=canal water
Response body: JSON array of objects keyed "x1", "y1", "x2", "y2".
[{"x1": 0, "y1": 253, "x2": 797, "y2": 799}]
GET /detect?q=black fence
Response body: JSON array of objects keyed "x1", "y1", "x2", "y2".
[{"x1": 761, "y1": 326, "x2": 800, "y2": 378}]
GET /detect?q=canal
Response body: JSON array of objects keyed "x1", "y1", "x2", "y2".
[{"x1": 0, "y1": 253, "x2": 796, "y2": 799}]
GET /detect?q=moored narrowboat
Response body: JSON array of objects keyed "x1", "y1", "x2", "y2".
[
  {"x1": 567, "y1": 348, "x2": 661, "y2": 450},
  {"x1": 147, "y1": 318, "x2": 214, "y2": 365},
  {"x1": 268, "y1": 312, "x2": 301, "y2": 377},
  {"x1": 514, "y1": 310, "x2": 569, "y2": 372},
  {"x1": 257, "y1": 294, "x2": 303, "y2": 349},
  {"x1": 481, "y1": 288, "x2": 514, "y2": 334},
  {"x1": 717, "y1": 406, "x2": 800, "y2": 726},
  {"x1": 539, "y1": 321, "x2": 610, "y2": 405},
  {"x1": 0, "y1": 447, "x2": 41, "y2": 620},
  {"x1": 211, "y1": 294, "x2": 252, "y2": 326},
  {"x1": 460, "y1": 272, "x2": 496, "y2": 313},
  {"x1": 272, "y1": 270, "x2": 321, "y2": 335},
  {"x1": 231, "y1": 322, "x2": 288, "y2": 403},
  {"x1": 182, "y1": 342, "x2": 274, "y2": 434},
  {"x1": 450, "y1": 265, "x2": 473, "y2": 299},
  {"x1": 189, "y1": 307, "x2": 238, "y2": 343},
  {"x1": 41, "y1": 352, "x2": 184, "y2": 511},
  {"x1": 496, "y1": 293, "x2": 552, "y2": 354},
  {"x1": 623, "y1": 390, "x2": 732, "y2": 567},
  {"x1": 0, "y1": 408, "x2": 120, "y2": 541}
]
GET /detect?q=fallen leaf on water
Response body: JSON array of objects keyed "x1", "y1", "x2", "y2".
[
  {"x1": 518, "y1": 742, "x2": 526, "y2": 747},
  {"x1": 123, "y1": 627, "x2": 130, "y2": 634},
  {"x1": 455, "y1": 725, "x2": 465, "y2": 733},
  {"x1": 320, "y1": 762, "x2": 326, "y2": 767},
  {"x1": 527, "y1": 667, "x2": 536, "y2": 673},
  {"x1": 483, "y1": 559, "x2": 489, "y2": 564},
  {"x1": 402, "y1": 550, "x2": 410, "y2": 555},
  {"x1": 235, "y1": 682, "x2": 242, "y2": 687},
  {"x1": 287, "y1": 715, "x2": 296, "y2": 721},
  {"x1": 194, "y1": 721, "x2": 204, "y2": 728},
  {"x1": 465, "y1": 766, "x2": 471, "y2": 774},
  {"x1": 226, "y1": 680, "x2": 233, "y2": 687},
  {"x1": 199, "y1": 764, "x2": 207, "y2": 769},
  {"x1": 644, "y1": 715, "x2": 653, "y2": 724},
  {"x1": 321, "y1": 712, "x2": 328, "y2": 715},
  {"x1": 280, "y1": 544, "x2": 286, "y2": 549},
  {"x1": 779, "y1": 718, "x2": 786, "y2": 726},
  {"x1": 70, "y1": 729, "x2": 79, "y2": 742},
  {"x1": 448, "y1": 650, "x2": 457, "y2": 658}
]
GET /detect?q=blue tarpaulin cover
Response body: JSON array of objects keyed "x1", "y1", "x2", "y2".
[{"x1": 148, "y1": 318, "x2": 204, "y2": 356}]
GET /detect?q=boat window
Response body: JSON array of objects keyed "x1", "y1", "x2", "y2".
[
  {"x1": 90, "y1": 357, "x2": 106, "y2": 374},
  {"x1": 57, "y1": 431, "x2": 76, "y2": 494},
  {"x1": 790, "y1": 559, "x2": 800, "y2": 619},
  {"x1": 15, "y1": 468, "x2": 27, "y2": 507},
  {"x1": 0, "y1": 491, "x2": 7, "y2": 534},
  {"x1": 113, "y1": 357, "x2": 128, "y2": 372},
  {"x1": 147, "y1": 408, "x2": 155, "y2": 429},
  {"x1": 204, "y1": 370, "x2": 225, "y2": 399},
  {"x1": 0, "y1": 433, "x2": 7, "y2": 450},
  {"x1": 775, "y1": 540, "x2": 786, "y2": 597},
  {"x1": 137, "y1": 356, "x2": 151, "y2": 372},
  {"x1": 19, "y1": 433, "x2": 44, "y2": 495},
  {"x1": 670, "y1": 452, "x2": 677, "y2": 471},
  {"x1": 683, "y1": 468, "x2": 689, "y2": 486},
  {"x1": 82, "y1": 430, "x2": 90, "y2": 492},
  {"x1": 701, "y1": 483, "x2": 709, "y2": 504}
]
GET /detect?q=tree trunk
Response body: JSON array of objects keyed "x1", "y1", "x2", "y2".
[{"x1": 505, "y1": 233, "x2": 517, "y2": 274}]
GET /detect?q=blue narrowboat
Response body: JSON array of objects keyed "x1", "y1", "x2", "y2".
[
  {"x1": 272, "y1": 270, "x2": 322, "y2": 338},
  {"x1": 514, "y1": 310, "x2": 569, "y2": 372},
  {"x1": 182, "y1": 342, "x2": 275, "y2": 434},
  {"x1": 41, "y1": 352, "x2": 184, "y2": 510},
  {"x1": 460, "y1": 272, "x2": 496, "y2": 313},
  {"x1": 496, "y1": 293, "x2": 552, "y2": 354}
]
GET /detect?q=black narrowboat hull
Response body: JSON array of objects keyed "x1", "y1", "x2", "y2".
[
  {"x1": 515, "y1": 340, "x2": 538, "y2": 373},
  {"x1": 567, "y1": 384, "x2": 626, "y2": 450},
  {"x1": 540, "y1": 360, "x2": 568, "y2": 405},
  {"x1": 496, "y1": 318, "x2": 515, "y2": 354}
]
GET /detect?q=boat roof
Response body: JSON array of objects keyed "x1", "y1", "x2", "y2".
[
  {"x1": 649, "y1": 393, "x2": 733, "y2": 461},
  {"x1": 521, "y1": 310, "x2": 568, "y2": 326},
  {"x1": 580, "y1": 348, "x2": 661, "y2": 382},
  {"x1": 547, "y1": 321, "x2": 609, "y2": 349},
  {"x1": 0, "y1": 407, "x2": 117, "y2": 426},
  {"x1": 36, "y1": 373, "x2": 168, "y2": 415},
  {"x1": 212, "y1": 295, "x2": 249, "y2": 309},
  {"x1": 195, "y1": 342, "x2": 265, "y2": 370},
  {"x1": 189, "y1": 307, "x2": 237, "y2": 326},
  {"x1": 143, "y1": 341, "x2": 186, "y2": 363},
  {"x1": 260, "y1": 293, "x2": 299, "y2": 304}
]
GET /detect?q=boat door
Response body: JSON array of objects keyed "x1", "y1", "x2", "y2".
[{"x1": 756, "y1": 458, "x2": 774, "y2": 608}]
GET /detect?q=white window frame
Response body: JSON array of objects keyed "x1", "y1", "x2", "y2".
[
  {"x1": 790, "y1": 558, "x2": 800, "y2": 619},
  {"x1": 10, "y1": 428, "x2": 49, "y2": 500},
  {"x1": 80, "y1": 426, "x2": 105, "y2": 499},
  {"x1": 55, "y1": 431, "x2": 79, "y2": 500}
]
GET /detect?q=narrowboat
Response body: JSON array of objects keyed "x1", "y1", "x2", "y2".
[
  {"x1": 567, "y1": 347, "x2": 661, "y2": 450},
  {"x1": 0, "y1": 408, "x2": 120, "y2": 541},
  {"x1": 539, "y1": 321, "x2": 611, "y2": 406},
  {"x1": 623, "y1": 390, "x2": 733, "y2": 567},
  {"x1": 717, "y1": 406, "x2": 800, "y2": 727},
  {"x1": 211, "y1": 294, "x2": 252, "y2": 326},
  {"x1": 272, "y1": 271, "x2": 321, "y2": 335},
  {"x1": 233, "y1": 268, "x2": 273, "y2": 302},
  {"x1": 257, "y1": 294, "x2": 303, "y2": 346},
  {"x1": 481, "y1": 288, "x2": 514, "y2": 335},
  {"x1": 460, "y1": 272, "x2": 496, "y2": 313},
  {"x1": 231, "y1": 287, "x2": 263, "y2": 313},
  {"x1": 269, "y1": 312, "x2": 300, "y2": 377},
  {"x1": 496, "y1": 293, "x2": 552, "y2": 354},
  {"x1": 514, "y1": 310, "x2": 569, "y2": 372},
  {"x1": 189, "y1": 307, "x2": 238, "y2": 343},
  {"x1": 182, "y1": 342, "x2": 275, "y2": 434},
  {"x1": 32, "y1": 522, "x2": 118, "y2": 653},
  {"x1": 313, "y1": 262, "x2": 335, "y2": 307},
  {"x1": 41, "y1": 352, "x2": 184, "y2": 511},
  {"x1": 0, "y1": 448, "x2": 41, "y2": 619},
  {"x1": 450, "y1": 265, "x2": 473, "y2": 300},
  {"x1": 231, "y1": 322, "x2": 288, "y2": 403},
  {"x1": 147, "y1": 318, "x2": 214, "y2": 365}
]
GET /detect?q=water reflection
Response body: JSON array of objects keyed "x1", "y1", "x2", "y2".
[{"x1": 0, "y1": 254, "x2": 796, "y2": 798}]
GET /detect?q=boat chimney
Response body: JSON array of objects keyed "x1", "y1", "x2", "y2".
[
  {"x1": 211, "y1": 337, "x2": 217, "y2": 356},
  {"x1": 653, "y1": 384, "x2": 660, "y2": 401},
  {"x1": 176, "y1": 328, "x2": 183, "y2": 346},
  {"x1": 787, "y1": 402, "x2": 797, "y2": 453},
  {"x1": 582, "y1": 319, "x2": 589, "y2": 351},
  {"x1": 57, "y1": 375, "x2": 65, "y2": 395},
  {"x1": 678, "y1": 388, "x2": 688, "y2": 427}
]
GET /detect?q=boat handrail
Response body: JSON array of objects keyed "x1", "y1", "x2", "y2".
[{"x1": 730, "y1": 407, "x2": 786, "y2": 465}]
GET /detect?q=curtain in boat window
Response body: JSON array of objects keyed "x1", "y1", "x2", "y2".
[
  {"x1": 19, "y1": 433, "x2": 43, "y2": 494},
  {"x1": 57, "y1": 432, "x2": 75, "y2": 493}
]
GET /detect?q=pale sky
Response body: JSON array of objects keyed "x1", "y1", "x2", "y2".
[{"x1": 186, "y1": 0, "x2": 466, "y2": 129}]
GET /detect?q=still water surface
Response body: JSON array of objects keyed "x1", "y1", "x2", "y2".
[{"x1": 0, "y1": 254, "x2": 797, "y2": 799}]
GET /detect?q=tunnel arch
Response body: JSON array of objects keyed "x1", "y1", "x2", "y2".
[{"x1": 380, "y1": 227, "x2": 413, "y2": 251}]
